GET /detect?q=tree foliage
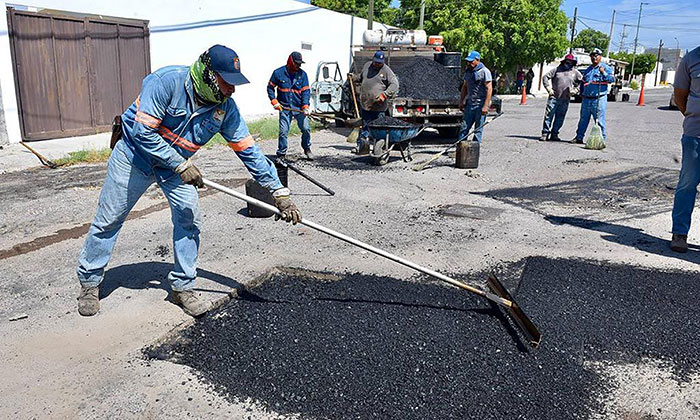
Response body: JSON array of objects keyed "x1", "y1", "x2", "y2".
[
  {"x1": 393, "y1": 0, "x2": 569, "y2": 72},
  {"x1": 311, "y1": 0, "x2": 395, "y2": 24},
  {"x1": 573, "y1": 29, "x2": 609, "y2": 55},
  {"x1": 610, "y1": 52, "x2": 657, "y2": 75}
]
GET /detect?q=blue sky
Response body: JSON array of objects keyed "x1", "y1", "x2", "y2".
[{"x1": 294, "y1": 0, "x2": 698, "y2": 52}]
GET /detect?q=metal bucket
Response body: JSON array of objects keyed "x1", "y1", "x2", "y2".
[
  {"x1": 455, "y1": 141, "x2": 480, "y2": 169},
  {"x1": 245, "y1": 179, "x2": 276, "y2": 218}
]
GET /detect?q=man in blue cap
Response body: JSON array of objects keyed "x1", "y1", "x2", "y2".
[
  {"x1": 76, "y1": 45, "x2": 301, "y2": 318},
  {"x1": 268, "y1": 52, "x2": 314, "y2": 160},
  {"x1": 571, "y1": 48, "x2": 615, "y2": 144},
  {"x1": 459, "y1": 51, "x2": 492, "y2": 142},
  {"x1": 353, "y1": 50, "x2": 399, "y2": 153}
]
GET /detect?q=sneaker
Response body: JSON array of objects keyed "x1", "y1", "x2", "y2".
[
  {"x1": 570, "y1": 137, "x2": 584, "y2": 144},
  {"x1": 77, "y1": 286, "x2": 100, "y2": 316},
  {"x1": 304, "y1": 149, "x2": 315, "y2": 160},
  {"x1": 172, "y1": 290, "x2": 211, "y2": 317},
  {"x1": 670, "y1": 234, "x2": 688, "y2": 253},
  {"x1": 539, "y1": 134, "x2": 548, "y2": 142}
]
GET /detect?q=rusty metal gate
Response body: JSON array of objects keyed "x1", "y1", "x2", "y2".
[{"x1": 7, "y1": 7, "x2": 150, "y2": 141}]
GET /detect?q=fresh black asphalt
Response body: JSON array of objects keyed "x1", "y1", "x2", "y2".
[{"x1": 147, "y1": 257, "x2": 700, "y2": 419}]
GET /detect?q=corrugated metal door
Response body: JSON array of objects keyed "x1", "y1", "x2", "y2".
[{"x1": 7, "y1": 8, "x2": 150, "y2": 141}]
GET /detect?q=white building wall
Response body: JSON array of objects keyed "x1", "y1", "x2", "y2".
[{"x1": 0, "y1": 0, "x2": 384, "y2": 143}]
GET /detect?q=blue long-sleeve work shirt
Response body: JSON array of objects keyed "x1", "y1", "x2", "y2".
[
  {"x1": 120, "y1": 65, "x2": 282, "y2": 190},
  {"x1": 580, "y1": 62, "x2": 615, "y2": 98},
  {"x1": 267, "y1": 66, "x2": 310, "y2": 110}
]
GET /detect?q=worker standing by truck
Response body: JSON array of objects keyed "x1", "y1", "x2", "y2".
[
  {"x1": 459, "y1": 51, "x2": 492, "y2": 143},
  {"x1": 76, "y1": 45, "x2": 301, "y2": 318},
  {"x1": 540, "y1": 54, "x2": 582, "y2": 142},
  {"x1": 571, "y1": 48, "x2": 615, "y2": 144},
  {"x1": 354, "y1": 51, "x2": 399, "y2": 154},
  {"x1": 268, "y1": 52, "x2": 314, "y2": 160}
]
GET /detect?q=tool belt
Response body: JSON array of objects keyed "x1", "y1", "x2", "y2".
[{"x1": 110, "y1": 115, "x2": 122, "y2": 149}]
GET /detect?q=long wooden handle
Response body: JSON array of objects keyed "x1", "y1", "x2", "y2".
[
  {"x1": 348, "y1": 74, "x2": 361, "y2": 119},
  {"x1": 203, "y1": 178, "x2": 512, "y2": 308}
]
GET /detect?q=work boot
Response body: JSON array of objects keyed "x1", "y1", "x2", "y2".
[
  {"x1": 570, "y1": 137, "x2": 584, "y2": 144},
  {"x1": 539, "y1": 134, "x2": 548, "y2": 142},
  {"x1": 550, "y1": 134, "x2": 561, "y2": 142},
  {"x1": 304, "y1": 149, "x2": 315, "y2": 160},
  {"x1": 77, "y1": 286, "x2": 100, "y2": 316},
  {"x1": 172, "y1": 290, "x2": 211, "y2": 317},
  {"x1": 670, "y1": 234, "x2": 688, "y2": 253},
  {"x1": 357, "y1": 139, "x2": 370, "y2": 155}
]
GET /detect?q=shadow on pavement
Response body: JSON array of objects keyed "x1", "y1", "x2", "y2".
[
  {"x1": 100, "y1": 262, "x2": 243, "y2": 299},
  {"x1": 545, "y1": 215, "x2": 700, "y2": 264}
]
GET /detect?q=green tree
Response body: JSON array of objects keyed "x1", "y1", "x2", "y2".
[
  {"x1": 394, "y1": 0, "x2": 569, "y2": 73},
  {"x1": 311, "y1": 0, "x2": 395, "y2": 24},
  {"x1": 610, "y1": 52, "x2": 657, "y2": 76},
  {"x1": 573, "y1": 28, "x2": 609, "y2": 54}
]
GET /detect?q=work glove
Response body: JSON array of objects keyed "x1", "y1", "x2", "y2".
[
  {"x1": 271, "y1": 100, "x2": 283, "y2": 111},
  {"x1": 272, "y1": 188, "x2": 301, "y2": 225},
  {"x1": 302, "y1": 105, "x2": 311, "y2": 116},
  {"x1": 176, "y1": 159, "x2": 204, "y2": 188},
  {"x1": 375, "y1": 92, "x2": 387, "y2": 103},
  {"x1": 546, "y1": 87, "x2": 555, "y2": 97}
]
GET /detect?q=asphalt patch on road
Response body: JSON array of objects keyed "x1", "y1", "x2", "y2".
[
  {"x1": 478, "y1": 167, "x2": 677, "y2": 220},
  {"x1": 146, "y1": 258, "x2": 700, "y2": 419}
]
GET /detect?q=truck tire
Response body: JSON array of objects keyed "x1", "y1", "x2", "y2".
[{"x1": 438, "y1": 127, "x2": 460, "y2": 138}]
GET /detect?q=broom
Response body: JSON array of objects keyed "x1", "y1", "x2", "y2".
[{"x1": 346, "y1": 74, "x2": 363, "y2": 143}]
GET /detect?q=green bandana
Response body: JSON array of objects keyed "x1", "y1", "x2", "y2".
[{"x1": 190, "y1": 52, "x2": 226, "y2": 104}]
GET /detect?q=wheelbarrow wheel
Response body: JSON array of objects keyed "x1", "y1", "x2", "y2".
[{"x1": 372, "y1": 139, "x2": 389, "y2": 166}]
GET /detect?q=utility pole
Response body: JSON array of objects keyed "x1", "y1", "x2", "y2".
[
  {"x1": 629, "y1": 2, "x2": 649, "y2": 80},
  {"x1": 368, "y1": 0, "x2": 374, "y2": 30},
  {"x1": 618, "y1": 24, "x2": 628, "y2": 52},
  {"x1": 569, "y1": 7, "x2": 577, "y2": 53},
  {"x1": 418, "y1": 0, "x2": 426, "y2": 30},
  {"x1": 654, "y1": 39, "x2": 663, "y2": 86},
  {"x1": 606, "y1": 10, "x2": 616, "y2": 58}
]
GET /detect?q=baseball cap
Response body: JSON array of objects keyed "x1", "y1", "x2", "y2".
[
  {"x1": 207, "y1": 44, "x2": 250, "y2": 86},
  {"x1": 291, "y1": 51, "x2": 305, "y2": 65},
  {"x1": 465, "y1": 51, "x2": 481, "y2": 62},
  {"x1": 373, "y1": 51, "x2": 385, "y2": 64},
  {"x1": 564, "y1": 53, "x2": 577, "y2": 63},
  {"x1": 589, "y1": 48, "x2": 602, "y2": 56}
]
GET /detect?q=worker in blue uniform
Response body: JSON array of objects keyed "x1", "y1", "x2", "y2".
[
  {"x1": 267, "y1": 52, "x2": 314, "y2": 160},
  {"x1": 76, "y1": 45, "x2": 301, "y2": 318},
  {"x1": 572, "y1": 48, "x2": 615, "y2": 143}
]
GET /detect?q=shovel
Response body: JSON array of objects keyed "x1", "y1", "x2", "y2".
[
  {"x1": 20, "y1": 142, "x2": 59, "y2": 169},
  {"x1": 346, "y1": 74, "x2": 364, "y2": 142},
  {"x1": 202, "y1": 178, "x2": 541, "y2": 348}
]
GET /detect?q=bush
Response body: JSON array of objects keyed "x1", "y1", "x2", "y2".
[{"x1": 629, "y1": 80, "x2": 639, "y2": 91}]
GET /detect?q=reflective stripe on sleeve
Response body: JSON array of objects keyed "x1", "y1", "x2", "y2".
[
  {"x1": 157, "y1": 126, "x2": 201, "y2": 152},
  {"x1": 228, "y1": 135, "x2": 255, "y2": 152},
  {"x1": 135, "y1": 111, "x2": 161, "y2": 129}
]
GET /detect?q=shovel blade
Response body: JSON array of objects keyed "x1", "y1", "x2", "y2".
[{"x1": 487, "y1": 273, "x2": 542, "y2": 348}]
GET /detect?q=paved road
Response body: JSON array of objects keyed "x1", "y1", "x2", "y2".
[{"x1": 1, "y1": 87, "x2": 696, "y2": 419}]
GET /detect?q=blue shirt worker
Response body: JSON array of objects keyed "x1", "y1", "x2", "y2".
[
  {"x1": 540, "y1": 54, "x2": 583, "y2": 141},
  {"x1": 670, "y1": 45, "x2": 700, "y2": 253},
  {"x1": 572, "y1": 48, "x2": 615, "y2": 143},
  {"x1": 267, "y1": 52, "x2": 314, "y2": 160},
  {"x1": 459, "y1": 51, "x2": 493, "y2": 143},
  {"x1": 76, "y1": 45, "x2": 301, "y2": 318}
]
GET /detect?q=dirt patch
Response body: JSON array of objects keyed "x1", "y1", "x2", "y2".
[
  {"x1": 145, "y1": 258, "x2": 700, "y2": 419},
  {"x1": 478, "y1": 167, "x2": 677, "y2": 220}
]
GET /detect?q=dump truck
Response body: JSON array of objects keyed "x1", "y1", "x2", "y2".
[{"x1": 310, "y1": 29, "x2": 502, "y2": 138}]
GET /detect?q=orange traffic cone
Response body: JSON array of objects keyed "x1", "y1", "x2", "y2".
[
  {"x1": 519, "y1": 85, "x2": 527, "y2": 105},
  {"x1": 636, "y1": 82, "x2": 645, "y2": 106}
]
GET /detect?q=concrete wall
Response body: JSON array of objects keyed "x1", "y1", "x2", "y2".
[{"x1": 0, "y1": 0, "x2": 384, "y2": 143}]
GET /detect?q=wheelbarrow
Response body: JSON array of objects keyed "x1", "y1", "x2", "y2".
[{"x1": 366, "y1": 123, "x2": 426, "y2": 166}]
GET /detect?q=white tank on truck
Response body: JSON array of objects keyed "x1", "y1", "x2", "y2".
[{"x1": 362, "y1": 29, "x2": 428, "y2": 46}]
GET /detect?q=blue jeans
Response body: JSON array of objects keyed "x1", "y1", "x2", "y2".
[
  {"x1": 576, "y1": 96, "x2": 608, "y2": 141},
  {"x1": 672, "y1": 135, "x2": 700, "y2": 235},
  {"x1": 459, "y1": 101, "x2": 487, "y2": 143},
  {"x1": 277, "y1": 110, "x2": 311, "y2": 157},
  {"x1": 77, "y1": 140, "x2": 201, "y2": 291},
  {"x1": 359, "y1": 109, "x2": 382, "y2": 146},
  {"x1": 542, "y1": 97, "x2": 570, "y2": 137}
]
